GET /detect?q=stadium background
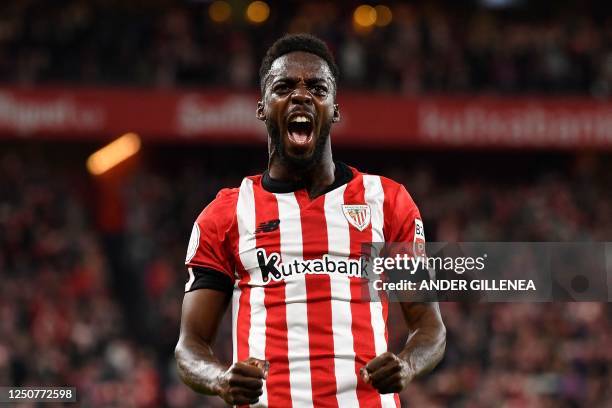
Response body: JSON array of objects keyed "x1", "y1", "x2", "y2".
[{"x1": 1, "y1": 0, "x2": 610, "y2": 406}]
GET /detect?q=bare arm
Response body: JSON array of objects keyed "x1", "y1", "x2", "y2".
[
  {"x1": 397, "y1": 301, "x2": 446, "y2": 378},
  {"x1": 363, "y1": 301, "x2": 446, "y2": 393},
  {"x1": 175, "y1": 289, "x2": 230, "y2": 395},
  {"x1": 175, "y1": 289, "x2": 265, "y2": 405}
]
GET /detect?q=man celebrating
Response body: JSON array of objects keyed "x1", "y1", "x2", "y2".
[{"x1": 175, "y1": 34, "x2": 446, "y2": 407}]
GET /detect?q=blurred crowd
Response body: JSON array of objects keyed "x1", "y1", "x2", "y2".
[
  {"x1": 1, "y1": 0, "x2": 612, "y2": 96},
  {"x1": 1, "y1": 145, "x2": 610, "y2": 407},
  {"x1": 0, "y1": 151, "x2": 161, "y2": 406}
]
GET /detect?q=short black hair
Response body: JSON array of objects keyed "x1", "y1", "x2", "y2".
[{"x1": 259, "y1": 33, "x2": 339, "y2": 93}]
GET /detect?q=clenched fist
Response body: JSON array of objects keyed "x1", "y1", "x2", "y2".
[
  {"x1": 218, "y1": 357, "x2": 269, "y2": 405},
  {"x1": 361, "y1": 352, "x2": 412, "y2": 394}
]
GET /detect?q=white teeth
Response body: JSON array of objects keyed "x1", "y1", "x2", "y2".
[{"x1": 290, "y1": 115, "x2": 310, "y2": 123}]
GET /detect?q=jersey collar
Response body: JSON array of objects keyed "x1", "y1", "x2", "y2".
[{"x1": 262, "y1": 161, "x2": 353, "y2": 194}]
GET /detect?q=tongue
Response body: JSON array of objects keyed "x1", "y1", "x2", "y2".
[{"x1": 289, "y1": 131, "x2": 309, "y2": 144}]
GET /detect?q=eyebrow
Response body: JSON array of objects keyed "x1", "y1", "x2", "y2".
[{"x1": 272, "y1": 76, "x2": 329, "y2": 85}]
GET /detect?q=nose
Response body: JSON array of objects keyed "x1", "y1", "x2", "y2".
[{"x1": 290, "y1": 85, "x2": 312, "y2": 105}]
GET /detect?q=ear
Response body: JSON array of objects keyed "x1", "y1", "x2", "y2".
[
  {"x1": 256, "y1": 101, "x2": 265, "y2": 121},
  {"x1": 332, "y1": 104, "x2": 340, "y2": 123}
]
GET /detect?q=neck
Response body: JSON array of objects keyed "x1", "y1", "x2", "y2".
[{"x1": 268, "y1": 144, "x2": 335, "y2": 199}]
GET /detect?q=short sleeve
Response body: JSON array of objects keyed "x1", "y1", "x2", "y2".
[
  {"x1": 184, "y1": 188, "x2": 238, "y2": 292},
  {"x1": 387, "y1": 184, "x2": 425, "y2": 246},
  {"x1": 383, "y1": 182, "x2": 430, "y2": 289}
]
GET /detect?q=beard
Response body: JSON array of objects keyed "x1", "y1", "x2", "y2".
[{"x1": 267, "y1": 119, "x2": 332, "y2": 171}]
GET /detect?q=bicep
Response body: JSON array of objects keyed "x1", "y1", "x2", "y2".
[{"x1": 179, "y1": 288, "x2": 231, "y2": 345}]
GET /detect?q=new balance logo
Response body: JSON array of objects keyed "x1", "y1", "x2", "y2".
[{"x1": 255, "y1": 219, "x2": 280, "y2": 234}]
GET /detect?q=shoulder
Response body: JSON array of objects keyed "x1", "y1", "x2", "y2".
[
  {"x1": 369, "y1": 173, "x2": 420, "y2": 214},
  {"x1": 354, "y1": 168, "x2": 413, "y2": 199},
  {"x1": 346, "y1": 165, "x2": 417, "y2": 203},
  {"x1": 385, "y1": 176, "x2": 418, "y2": 210},
  {"x1": 349, "y1": 165, "x2": 401, "y2": 189},
  {"x1": 199, "y1": 187, "x2": 239, "y2": 216},
  {"x1": 194, "y1": 174, "x2": 264, "y2": 226},
  {"x1": 194, "y1": 186, "x2": 240, "y2": 233},
  {"x1": 377, "y1": 175, "x2": 407, "y2": 194}
]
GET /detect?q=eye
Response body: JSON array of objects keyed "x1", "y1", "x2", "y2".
[
  {"x1": 311, "y1": 85, "x2": 328, "y2": 96},
  {"x1": 273, "y1": 84, "x2": 291, "y2": 94}
]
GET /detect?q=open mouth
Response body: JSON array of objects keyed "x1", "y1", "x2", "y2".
[{"x1": 286, "y1": 115, "x2": 314, "y2": 146}]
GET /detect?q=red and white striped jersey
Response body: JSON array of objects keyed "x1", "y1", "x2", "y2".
[{"x1": 185, "y1": 163, "x2": 423, "y2": 408}]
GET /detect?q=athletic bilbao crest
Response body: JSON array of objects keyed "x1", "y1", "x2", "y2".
[{"x1": 342, "y1": 204, "x2": 371, "y2": 231}]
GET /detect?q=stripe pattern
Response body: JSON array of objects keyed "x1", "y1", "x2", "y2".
[{"x1": 232, "y1": 172, "x2": 401, "y2": 407}]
